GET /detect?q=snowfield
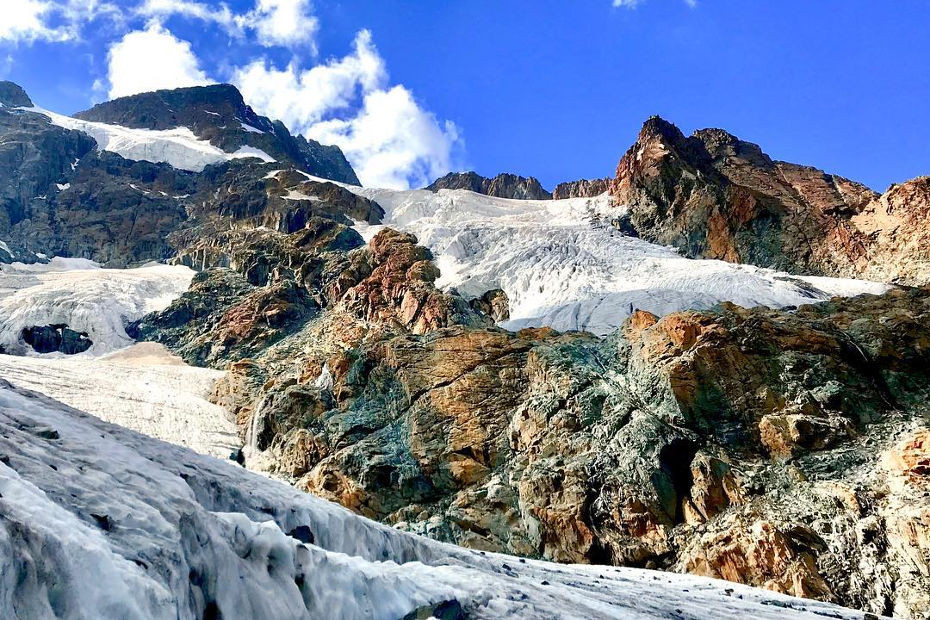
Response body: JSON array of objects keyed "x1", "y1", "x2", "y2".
[
  {"x1": 299, "y1": 177, "x2": 892, "y2": 335},
  {"x1": 25, "y1": 107, "x2": 276, "y2": 172},
  {"x1": 0, "y1": 380, "x2": 878, "y2": 620},
  {"x1": 0, "y1": 260, "x2": 195, "y2": 355}
]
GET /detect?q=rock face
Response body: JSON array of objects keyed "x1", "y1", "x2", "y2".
[
  {"x1": 609, "y1": 116, "x2": 930, "y2": 285},
  {"x1": 468, "y1": 289, "x2": 510, "y2": 322},
  {"x1": 136, "y1": 203, "x2": 930, "y2": 617},
  {"x1": 75, "y1": 84, "x2": 360, "y2": 185},
  {"x1": 552, "y1": 178, "x2": 611, "y2": 200},
  {"x1": 427, "y1": 172, "x2": 552, "y2": 200},
  {"x1": 21, "y1": 324, "x2": 92, "y2": 354},
  {"x1": 0, "y1": 81, "x2": 33, "y2": 107}
]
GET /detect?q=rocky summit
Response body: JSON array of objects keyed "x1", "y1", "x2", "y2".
[
  {"x1": 609, "y1": 116, "x2": 930, "y2": 285},
  {"x1": 3, "y1": 77, "x2": 930, "y2": 620}
]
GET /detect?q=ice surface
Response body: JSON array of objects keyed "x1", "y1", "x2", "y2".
[
  {"x1": 0, "y1": 261, "x2": 195, "y2": 355},
  {"x1": 0, "y1": 381, "x2": 878, "y2": 619},
  {"x1": 339, "y1": 186, "x2": 890, "y2": 335},
  {"x1": 0, "y1": 344, "x2": 237, "y2": 458},
  {"x1": 25, "y1": 107, "x2": 276, "y2": 172}
]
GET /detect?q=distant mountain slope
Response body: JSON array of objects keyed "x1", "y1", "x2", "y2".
[
  {"x1": 427, "y1": 171, "x2": 552, "y2": 200},
  {"x1": 75, "y1": 84, "x2": 360, "y2": 184},
  {"x1": 0, "y1": 82, "x2": 369, "y2": 265},
  {"x1": 553, "y1": 177, "x2": 611, "y2": 199}
]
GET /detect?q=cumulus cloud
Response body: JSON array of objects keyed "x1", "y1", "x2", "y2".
[
  {"x1": 234, "y1": 29, "x2": 460, "y2": 189},
  {"x1": 308, "y1": 86, "x2": 460, "y2": 189},
  {"x1": 1, "y1": 0, "x2": 70, "y2": 43},
  {"x1": 136, "y1": 0, "x2": 242, "y2": 35},
  {"x1": 136, "y1": 0, "x2": 317, "y2": 51},
  {"x1": 235, "y1": 30, "x2": 385, "y2": 128},
  {"x1": 248, "y1": 0, "x2": 318, "y2": 51},
  {"x1": 106, "y1": 24, "x2": 211, "y2": 98},
  {"x1": 3, "y1": 1, "x2": 317, "y2": 51}
]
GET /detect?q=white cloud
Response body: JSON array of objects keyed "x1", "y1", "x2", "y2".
[
  {"x1": 137, "y1": 0, "x2": 317, "y2": 51},
  {"x1": 136, "y1": 0, "x2": 242, "y2": 35},
  {"x1": 308, "y1": 86, "x2": 460, "y2": 189},
  {"x1": 234, "y1": 29, "x2": 385, "y2": 128},
  {"x1": 1, "y1": 0, "x2": 69, "y2": 43},
  {"x1": 233, "y1": 29, "x2": 460, "y2": 189},
  {"x1": 248, "y1": 0, "x2": 318, "y2": 51},
  {"x1": 106, "y1": 24, "x2": 211, "y2": 98},
  {"x1": 0, "y1": 0, "x2": 120, "y2": 44}
]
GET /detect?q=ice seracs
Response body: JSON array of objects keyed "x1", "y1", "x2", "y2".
[{"x1": 338, "y1": 184, "x2": 890, "y2": 335}]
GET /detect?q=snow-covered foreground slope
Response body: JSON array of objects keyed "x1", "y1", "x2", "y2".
[
  {"x1": 0, "y1": 381, "x2": 878, "y2": 620},
  {"x1": 26, "y1": 107, "x2": 275, "y2": 172},
  {"x1": 0, "y1": 260, "x2": 195, "y2": 355},
  {"x1": 337, "y1": 182, "x2": 891, "y2": 335},
  {"x1": 0, "y1": 343, "x2": 236, "y2": 458}
]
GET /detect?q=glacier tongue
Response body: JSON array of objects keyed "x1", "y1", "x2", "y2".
[
  {"x1": 0, "y1": 261, "x2": 195, "y2": 356},
  {"x1": 0, "y1": 381, "x2": 875, "y2": 620}
]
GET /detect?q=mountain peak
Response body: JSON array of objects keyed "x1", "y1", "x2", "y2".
[
  {"x1": 639, "y1": 115, "x2": 687, "y2": 144},
  {"x1": 73, "y1": 84, "x2": 360, "y2": 185},
  {"x1": 75, "y1": 83, "x2": 253, "y2": 131},
  {"x1": 0, "y1": 81, "x2": 33, "y2": 107}
]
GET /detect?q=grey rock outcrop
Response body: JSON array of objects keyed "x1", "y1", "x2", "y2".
[
  {"x1": 552, "y1": 178, "x2": 611, "y2": 199},
  {"x1": 427, "y1": 171, "x2": 552, "y2": 200}
]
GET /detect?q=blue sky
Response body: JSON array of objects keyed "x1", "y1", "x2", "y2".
[{"x1": 2, "y1": 0, "x2": 928, "y2": 190}]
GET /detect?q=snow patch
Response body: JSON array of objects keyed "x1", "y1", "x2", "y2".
[
  {"x1": 239, "y1": 121, "x2": 266, "y2": 134},
  {"x1": 26, "y1": 107, "x2": 275, "y2": 172}
]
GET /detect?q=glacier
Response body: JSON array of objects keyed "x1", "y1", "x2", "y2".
[
  {"x1": 311, "y1": 175, "x2": 892, "y2": 335},
  {"x1": 0, "y1": 379, "x2": 876, "y2": 619},
  {"x1": 0, "y1": 343, "x2": 237, "y2": 459}
]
